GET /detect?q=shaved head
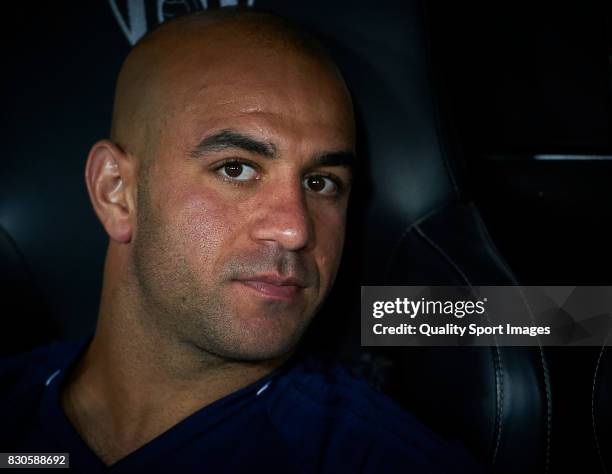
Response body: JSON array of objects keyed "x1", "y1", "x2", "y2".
[{"x1": 110, "y1": 10, "x2": 343, "y2": 169}]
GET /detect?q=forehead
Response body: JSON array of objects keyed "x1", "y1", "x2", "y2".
[{"x1": 158, "y1": 42, "x2": 355, "y2": 151}]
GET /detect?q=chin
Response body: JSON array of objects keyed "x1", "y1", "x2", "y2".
[
  {"x1": 210, "y1": 337, "x2": 299, "y2": 362},
  {"x1": 211, "y1": 317, "x2": 309, "y2": 362}
]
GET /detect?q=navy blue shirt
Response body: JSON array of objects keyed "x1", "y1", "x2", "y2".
[{"x1": 0, "y1": 340, "x2": 483, "y2": 473}]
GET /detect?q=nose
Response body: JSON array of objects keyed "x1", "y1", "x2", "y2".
[{"x1": 250, "y1": 181, "x2": 313, "y2": 252}]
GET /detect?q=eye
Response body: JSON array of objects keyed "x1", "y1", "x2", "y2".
[
  {"x1": 216, "y1": 161, "x2": 259, "y2": 182},
  {"x1": 303, "y1": 175, "x2": 338, "y2": 195}
]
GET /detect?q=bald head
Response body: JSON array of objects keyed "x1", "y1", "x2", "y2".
[{"x1": 110, "y1": 10, "x2": 346, "y2": 165}]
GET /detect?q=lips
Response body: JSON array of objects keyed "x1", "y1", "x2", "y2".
[{"x1": 235, "y1": 274, "x2": 305, "y2": 301}]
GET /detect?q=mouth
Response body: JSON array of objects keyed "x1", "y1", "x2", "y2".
[{"x1": 234, "y1": 274, "x2": 306, "y2": 301}]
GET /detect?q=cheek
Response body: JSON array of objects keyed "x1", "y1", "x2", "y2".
[{"x1": 165, "y1": 187, "x2": 242, "y2": 265}]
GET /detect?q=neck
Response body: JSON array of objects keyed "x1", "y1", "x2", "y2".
[{"x1": 61, "y1": 255, "x2": 290, "y2": 465}]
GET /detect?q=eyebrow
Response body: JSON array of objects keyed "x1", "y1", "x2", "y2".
[
  {"x1": 189, "y1": 128, "x2": 356, "y2": 171},
  {"x1": 312, "y1": 151, "x2": 356, "y2": 169},
  {"x1": 189, "y1": 129, "x2": 277, "y2": 158}
]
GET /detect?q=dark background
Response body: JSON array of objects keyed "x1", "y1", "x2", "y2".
[{"x1": 426, "y1": 2, "x2": 612, "y2": 286}]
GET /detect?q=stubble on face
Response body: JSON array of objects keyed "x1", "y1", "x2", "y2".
[{"x1": 131, "y1": 169, "x2": 324, "y2": 363}]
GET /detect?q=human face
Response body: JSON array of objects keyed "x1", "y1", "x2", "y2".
[{"x1": 131, "y1": 43, "x2": 355, "y2": 361}]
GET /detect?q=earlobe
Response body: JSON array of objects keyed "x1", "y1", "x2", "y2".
[{"x1": 85, "y1": 140, "x2": 134, "y2": 243}]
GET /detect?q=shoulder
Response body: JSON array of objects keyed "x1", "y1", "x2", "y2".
[
  {"x1": 0, "y1": 339, "x2": 82, "y2": 400},
  {"x1": 265, "y1": 354, "x2": 484, "y2": 473}
]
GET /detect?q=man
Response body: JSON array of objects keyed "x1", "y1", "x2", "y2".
[{"x1": 0, "y1": 9, "x2": 481, "y2": 473}]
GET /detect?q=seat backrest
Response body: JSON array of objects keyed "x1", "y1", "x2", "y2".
[
  {"x1": 267, "y1": 2, "x2": 551, "y2": 472},
  {"x1": 0, "y1": 1, "x2": 551, "y2": 472},
  {"x1": 0, "y1": 225, "x2": 59, "y2": 356}
]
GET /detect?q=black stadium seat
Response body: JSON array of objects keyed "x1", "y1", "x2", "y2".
[{"x1": 593, "y1": 346, "x2": 612, "y2": 473}]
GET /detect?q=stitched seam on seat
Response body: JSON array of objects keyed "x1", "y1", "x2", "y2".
[
  {"x1": 383, "y1": 202, "x2": 453, "y2": 280},
  {"x1": 412, "y1": 225, "x2": 504, "y2": 466},
  {"x1": 469, "y1": 202, "x2": 520, "y2": 285},
  {"x1": 538, "y1": 349, "x2": 552, "y2": 474},
  {"x1": 413, "y1": 224, "x2": 471, "y2": 286},
  {"x1": 412, "y1": 222, "x2": 501, "y2": 355},
  {"x1": 491, "y1": 349, "x2": 504, "y2": 465},
  {"x1": 470, "y1": 203, "x2": 552, "y2": 471},
  {"x1": 592, "y1": 333, "x2": 611, "y2": 474},
  {"x1": 511, "y1": 286, "x2": 552, "y2": 474}
]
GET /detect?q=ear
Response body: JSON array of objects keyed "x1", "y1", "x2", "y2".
[{"x1": 85, "y1": 140, "x2": 136, "y2": 243}]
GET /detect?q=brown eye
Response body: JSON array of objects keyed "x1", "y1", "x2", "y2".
[
  {"x1": 307, "y1": 176, "x2": 325, "y2": 192},
  {"x1": 224, "y1": 163, "x2": 243, "y2": 178},
  {"x1": 303, "y1": 175, "x2": 337, "y2": 195},
  {"x1": 217, "y1": 161, "x2": 258, "y2": 181}
]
